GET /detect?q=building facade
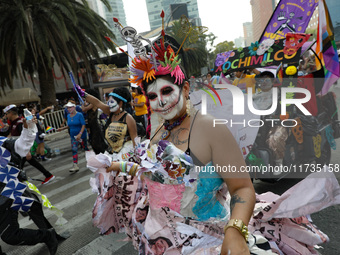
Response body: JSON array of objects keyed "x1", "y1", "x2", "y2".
[
  {"x1": 145, "y1": 0, "x2": 201, "y2": 30},
  {"x1": 250, "y1": 0, "x2": 276, "y2": 42},
  {"x1": 243, "y1": 22, "x2": 254, "y2": 47},
  {"x1": 103, "y1": 0, "x2": 127, "y2": 46}
]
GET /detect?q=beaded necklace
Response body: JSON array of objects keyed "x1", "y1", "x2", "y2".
[{"x1": 161, "y1": 113, "x2": 188, "y2": 140}]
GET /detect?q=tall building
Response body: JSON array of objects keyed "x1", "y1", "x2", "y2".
[
  {"x1": 234, "y1": 37, "x2": 245, "y2": 48},
  {"x1": 326, "y1": 0, "x2": 340, "y2": 43},
  {"x1": 103, "y1": 0, "x2": 127, "y2": 46},
  {"x1": 250, "y1": 0, "x2": 276, "y2": 42},
  {"x1": 145, "y1": 0, "x2": 201, "y2": 31},
  {"x1": 243, "y1": 22, "x2": 253, "y2": 47}
]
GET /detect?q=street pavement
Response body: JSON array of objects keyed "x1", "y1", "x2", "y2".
[{"x1": 2, "y1": 87, "x2": 340, "y2": 255}]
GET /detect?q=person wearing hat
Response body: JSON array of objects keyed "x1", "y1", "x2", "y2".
[
  {"x1": 60, "y1": 99, "x2": 83, "y2": 129},
  {"x1": 57, "y1": 101, "x2": 88, "y2": 172},
  {"x1": 3, "y1": 105, "x2": 55, "y2": 185}
]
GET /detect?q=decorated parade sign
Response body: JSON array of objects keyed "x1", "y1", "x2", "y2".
[
  {"x1": 214, "y1": 38, "x2": 301, "y2": 74},
  {"x1": 259, "y1": 0, "x2": 318, "y2": 42}
]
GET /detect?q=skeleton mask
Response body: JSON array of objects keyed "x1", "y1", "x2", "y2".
[{"x1": 121, "y1": 27, "x2": 137, "y2": 41}]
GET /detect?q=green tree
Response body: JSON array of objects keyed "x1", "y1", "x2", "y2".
[
  {"x1": 167, "y1": 20, "x2": 209, "y2": 77},
  {"x1": 0, "y1": 0, "x2": 115, "y2": 107},
  {"x1": 214, "y1": 41, "x2": 235, "y2": 55}
]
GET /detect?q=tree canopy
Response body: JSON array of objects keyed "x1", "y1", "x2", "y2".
[{"x1": 0, "y1": 0, "x2": 115, "y2": 106}]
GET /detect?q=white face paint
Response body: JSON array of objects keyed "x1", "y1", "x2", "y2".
[
  {"x1": 146, "y1": 78, "x2": 183, "y2": 120},
  {"x1": 107, "y1": 97, "x2": 120, "y2": 112}
]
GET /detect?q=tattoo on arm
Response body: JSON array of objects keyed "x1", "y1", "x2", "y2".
[
  {"x1": 169, "y1": 128, "x2": 188, "y2": 146},
  {"x1": 230, "y1": 194, "x2": 246, "y2": 213}
]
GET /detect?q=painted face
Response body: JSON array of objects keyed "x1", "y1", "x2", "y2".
[
  {"x1": 146, "y1": 78, "x2": 183, "y2": 120},
  {"x1": 107, "y1": 97, "x2": 119, "y2": 112}
]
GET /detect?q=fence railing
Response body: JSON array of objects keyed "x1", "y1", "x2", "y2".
[{"x1": 41, "y1": 109, "x2": 65, "y2": 135}]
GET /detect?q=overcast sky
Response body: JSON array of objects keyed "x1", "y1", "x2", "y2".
[{"x1": 122, "y1": 0, "x2": 253, "y2": 45}]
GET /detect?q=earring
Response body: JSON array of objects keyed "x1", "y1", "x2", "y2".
[
  {"x1": 186, "y1": 96, "x2": 191, "y2": 116},
  {"x1": 120, "y1": 107, "x2": 122, "y2": 111}
]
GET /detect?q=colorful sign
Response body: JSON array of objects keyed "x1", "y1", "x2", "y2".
[
  {"x1": 214, "y1": 39, "x2": 301, "y2": 74},
  {"x1": 259, "y1": 0, "x2": 318, "y2": 42}
]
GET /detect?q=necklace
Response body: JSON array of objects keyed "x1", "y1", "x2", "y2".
[{"x1": 161, "y1": 113, "x2": 188, "y2": 140}]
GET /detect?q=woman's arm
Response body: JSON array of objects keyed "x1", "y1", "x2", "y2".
[
  {"x1": 212, "y1": 124, "x2": 254, "y2": 255},
  {"x1": 75, "y1": 125, "x2": 85, "y2": 141},
  {"x1": 84, "y1": 93, "x2": 110, "y2": 115},
  {"x1": 39, "y1": 106, "x2": 53, "y2": 115},
  {"x1": 126, "y1": 114, "x2": 138, "y2": 147},
  {"x1": 81, "y1": 103, "x2": 93, "y2": 113},
  {"x1": 192, "y1": 114, "x2": 254, "y2": 255}
]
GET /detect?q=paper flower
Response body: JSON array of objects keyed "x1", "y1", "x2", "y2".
[
  {"x1": 0, "y1": 165, "x2": 20, "y2": 183},
  {"x1": 0, "y1": 147, "x2": 11, "y2": 168},
  {"x1": 248, "y1": 41, "x2": 259, "y2": 56},
  {"x1": 1, "y1": 179, "x2": 26, "y2": 200},
  {"x1": 129, "y1": 57, "x2": 156, "y2": 84},
  {"x1": 11, "y1": 196, "x2": 34, "y2": 212},
  {"x1": 257, "y1": 39, "x2": 275, "y2": 55}
]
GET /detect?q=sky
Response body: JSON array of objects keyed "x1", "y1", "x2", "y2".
[{"x1": 122, "y1": 0, "x2": 253, "y2": 46}]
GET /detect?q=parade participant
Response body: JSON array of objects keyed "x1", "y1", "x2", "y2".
[
  {"x1": 29, "y1": 104, "x2": 53, "y2": 161},
  {"x1": 60, "y1": 99, "x2": 83, "y2": 129},
  {"x1": 81, "y1": 34, "x2": 263, "y2": 255},
  {"x1": 0, "y1": 117, "x2": 67, "y2": 255},
  {"x1": 81, "y1": 90, "x2": 107, "y2": 154},
  {"x1": 132, "y1": 86, "x2": 148, "y2": 130},
  {"x1": 57, "y1": 101, "x2": 88, "y2": 172},
  {"x1": 233, "y1": 68, "x2": 261, "y2": 93},
  {"x1": 81, "y1": 87, "x2": 138, "y2": 156},
  {"x1": 3, "y1": 105, "x2": 55, "y2": 184}
]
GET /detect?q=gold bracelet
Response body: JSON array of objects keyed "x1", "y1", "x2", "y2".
[{"x1": 224, "y1": 219, "x2": 249, "y2": 241}]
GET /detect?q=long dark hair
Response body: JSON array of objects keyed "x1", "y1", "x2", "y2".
[{"x1": 111, "y1": 87, "x2": 131, "y2": 110}]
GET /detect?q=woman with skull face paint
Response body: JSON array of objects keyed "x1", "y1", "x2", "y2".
[
  {"x1": 83, "y1": 33, "x2": 259, "y2": 254},
  {"x1": 82, "y1": 87, "x2": 137, "y2": 154}
]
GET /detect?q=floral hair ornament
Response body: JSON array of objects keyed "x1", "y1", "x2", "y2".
[{"x1": 115, "y1": 11, "x2": 201, "y2": 86}]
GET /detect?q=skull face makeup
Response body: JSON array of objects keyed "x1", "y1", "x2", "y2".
[
  {"x1": 146, "y1": 78, "x2": 184, "y2": 120},
  {"x1": 107, "y1": 97, "x2": 120, "y2": 112}
]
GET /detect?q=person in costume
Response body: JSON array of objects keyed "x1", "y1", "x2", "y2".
[
  {"x1": 0, "y1": 117, "x2": 68, "y2": 255},
  {"x1": 57, "y1": 101, "x2": 88, "y2": 172},
  {"x1": 78, "y1": 31, "x2": 259, "y2": 254},
  {"x1": 81, "y1": 87, "x2": 138, "y2": 156},
  {"x1": 3, "y1": 105, "x2": 55, "y2": 185}
]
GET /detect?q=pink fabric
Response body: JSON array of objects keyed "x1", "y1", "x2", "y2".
[{"x1": 145, "y1": 177, "x2": 185, "y2": 213}]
